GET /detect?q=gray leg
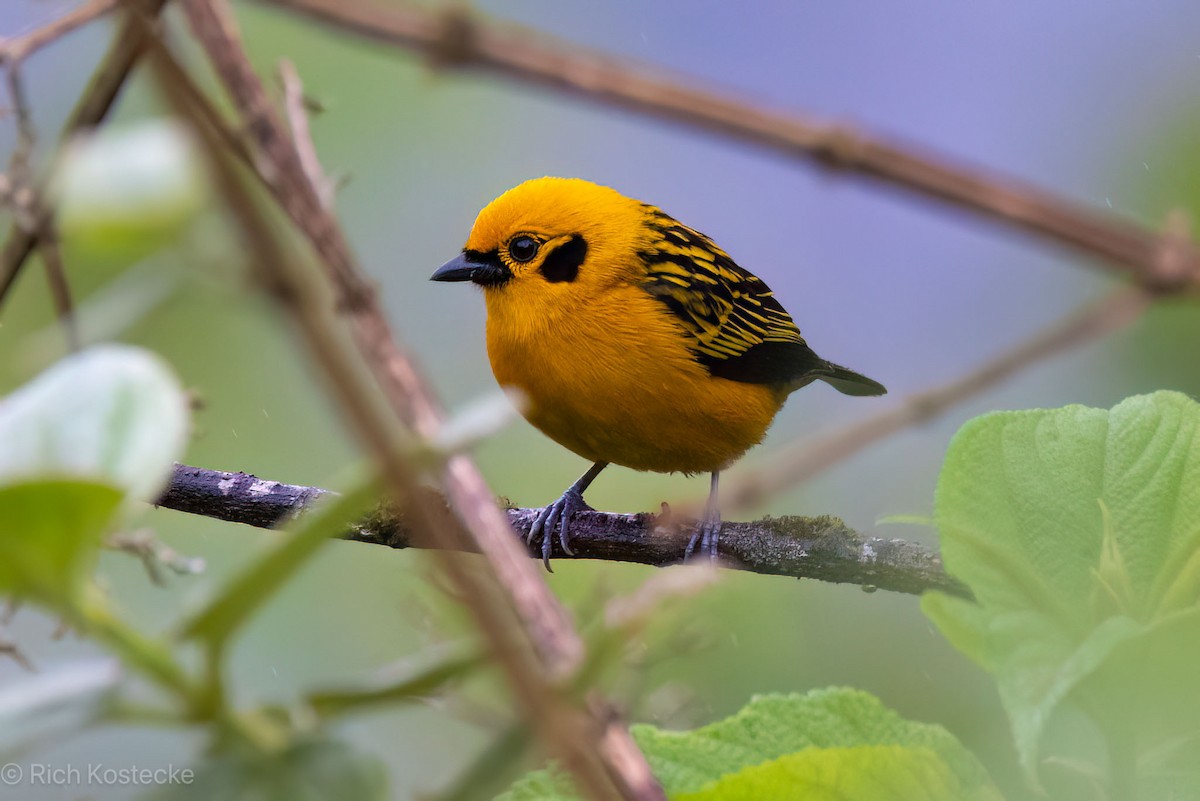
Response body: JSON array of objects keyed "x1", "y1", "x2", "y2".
[
  {"x1": 685, "y1": 471, "x2": 722, "y2": 561},
  {"x1": 529, "y1": 461, "x2": 608, "y2": 571}
]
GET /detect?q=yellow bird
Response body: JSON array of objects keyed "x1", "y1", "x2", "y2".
[{"x1": 432, "y1": 178, "x2": 885, "y2": 568}]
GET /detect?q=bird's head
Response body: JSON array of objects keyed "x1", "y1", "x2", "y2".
[{"x1": 431, "y1": 178, "x2": 654, "y2": 318}]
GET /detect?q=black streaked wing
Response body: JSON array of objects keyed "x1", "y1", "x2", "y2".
[{"x1": 637, "y1": 209, "x2": 829, "y2": 387}]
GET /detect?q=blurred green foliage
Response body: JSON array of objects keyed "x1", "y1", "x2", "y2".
[
  {"x1": 155, "y1": 737, "x2": 387, "y2": 801},
  {"x1": 0, "y1": 480, "x2": 122, "y2": 605},
  {"x1": 0, "y1": 348, "x2": 468, "y2": 801}
]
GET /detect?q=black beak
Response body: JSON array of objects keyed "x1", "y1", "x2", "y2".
[{"x1": 430, "y1": 251, "x2": 510, "y2": 286}]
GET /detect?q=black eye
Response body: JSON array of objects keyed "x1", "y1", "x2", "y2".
[{"x1": 508, "y1": 236, "x2": 539, "y2": 263}]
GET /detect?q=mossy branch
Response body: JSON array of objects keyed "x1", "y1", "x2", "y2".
[{"x1": 158, "y1": 463, "x2": 967, "y2": 599}]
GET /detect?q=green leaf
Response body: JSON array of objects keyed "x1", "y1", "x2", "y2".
[
  {"x1": 0, "y1": 480, "x2": 193, "y2": 694},
  {"x1": 676, "y1": 745, "x2": 983, "y2": 801},
  {"x1": 0, "y1": 345, "x2": 188, "y2": 504},
  {"x1": 924, "y1": 391, "x2": 1200, "y2": 782},
  {"x1": 1071, "y1": 605, "x2": 1200, "y2": 797},
  {"x1": 307, "y1": 650, "x2": 484, "y2": 718},
  {"x1": 0, "y1": 480, "x2": 123, "y2": 604},
  {"x1": 635, "y1": 690, "x2": 994, "y2": 796},
  {"x1": 498, "y1": 690, "x2": 1000, "y2": 801},
  {"x1": 180, "y1": 479, "x2": 378, "y2": 648},
  {"x1": 153, "y1": 736, "x2": 386, "y2": 801}
]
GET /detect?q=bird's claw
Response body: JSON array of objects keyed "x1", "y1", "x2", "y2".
[
  {"x1": 684, "y1": 512, "x2": 721, "y2": 562},
  {"x1": 529, "y1": 487, "x2": 592, "y2": 571}
]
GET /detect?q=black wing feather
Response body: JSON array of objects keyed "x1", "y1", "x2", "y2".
[{"x1": 637, "y1": 207, "x2": 884, "y2": 396}]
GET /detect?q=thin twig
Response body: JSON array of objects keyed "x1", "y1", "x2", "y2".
[
  {"x1": 0, "y1": 629, "x2": 35, "y2": 672},
  {"x1": 158, "y1": 6, "x2": 664, "y2": 797},
  {"x1": 3, "y1": 59, "x2": 80, "y2": 350},
  {"x1": 278, "y1": 59, "x2": 335, "y2": 210},
  {"x1": 108, "y1": 528, "x2": 205, "y2": 586},
  {"x1": 251, "y1": 0, "x2": 1200, "y2": 292},
  {"x1": 723, "y1": 285, "x2": 1154, "y2": 511},
  {"x1": 4, "y1": 61, "x2": 37, "y2": 229},
  {"x1": 0, "y1": 0, "x2": 121, "y2": 64},
  {"x1": 36, "y1": 235, "x2": 81, "y2": 350},
  {"x1": 156, "y1": 462, "x2": 968, "y2": 599},
  {"x1": 0, "y1": 0, "x2": 169, "y2": 308}
]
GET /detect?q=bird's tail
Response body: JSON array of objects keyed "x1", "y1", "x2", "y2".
[{"x1": 815, "y1": 362, "x2": 887, "y2": 397}]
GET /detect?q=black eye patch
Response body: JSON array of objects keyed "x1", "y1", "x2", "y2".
[{"x1": 540, "y1": 234, "x2": 588, "y2": 283}]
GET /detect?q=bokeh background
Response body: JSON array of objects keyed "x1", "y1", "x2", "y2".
[{"x1": 2, "y1": 1, "x2": 1199, "y2": 798}]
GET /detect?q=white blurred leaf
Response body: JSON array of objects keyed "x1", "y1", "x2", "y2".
[
  {"x1": 55, "y1": 120, "x2": 209, "y2": 260},
  {"x1": 0, "y1": 660, "x2": 121, "y2": 756},
  {"x1": 0, "y1": 345, "x2": 189, "y2": 503}
]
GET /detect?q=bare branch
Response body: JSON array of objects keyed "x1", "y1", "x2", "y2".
[
  {"x1": 36, "y1": 235, "x2": 80, "y2": 350},
  {"x1": 723, "y1": 285, "x2": 1153, "y2": 511},
  {"x1": 157, "y1": 462, "x2": 967, "y2": 599},
  {"x1": 278, "y1": 59, "x2": 335, "y2": 209},
  {"x1": 157, "y1": 5, "x2": 665, "y2": 795},
  {"x1": 4, "y1": 60, "x2": 37, "y2": 229},
  {"x1": 0, "y1": 0, "x2": 170, "y2": 308},
  {"x1": 3, "y1": 58, "x2": 80, "y2": 349},
  {"x1": 175, "y1": 0, "x2": 589, "y2": 672},
  {"x1": 0, "y1": 0, "x2": 121, "y2": 64},
  {"x1": 176, "y1": 0, "x2": 588, "y2": 670},
  {"x1": 109, "y1": 528, "x2": 205, "y2": 585},
  {"x1": 251, "y1": 0, "x2": 1200, "y2": 292},
  {"x1": 0, "y1": 628, "x2": 34, "y2": 672}
]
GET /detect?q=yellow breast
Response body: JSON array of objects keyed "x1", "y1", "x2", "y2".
[{"x1": 485, "y1": 283, "x2": 784, "y2": 474}]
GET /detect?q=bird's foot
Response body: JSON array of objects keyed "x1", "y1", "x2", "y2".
[
  {"x1": 528, "y1": 486, "x2": 593, "y2": 571},
  {"x1": 684, "y1": 509, "x2": 722, "y2": 562}
]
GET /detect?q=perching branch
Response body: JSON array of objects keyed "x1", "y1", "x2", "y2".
[
  {"x1": 252, "y1": 0, "x2": 1200, "y2": 293},
  {"x1": 155, "y1": 279, "x2": 1143, "y2": 600},
  {"x1": 158, "y1": 462, "x2": 967, "y2": 599},
  {"x1": 161, "y1": 464, "x2": 332, "y2": 528}
]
